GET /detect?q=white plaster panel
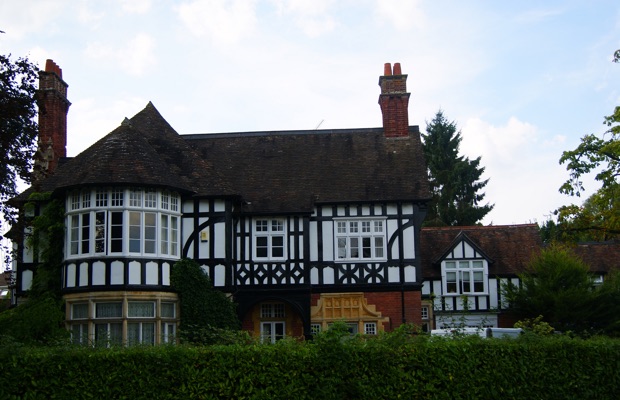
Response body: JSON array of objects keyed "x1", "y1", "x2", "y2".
[
  {"x1": 321, "y1": 206, "x2": 333, "y2": 217},
  {"x1": 92, "y1": 261, "x2": 106, "y2": 285},
  {"x1": 453, "y1": 243, "x2": 463, "y2": 258},
  {"x1": 214, "y1": 222, "x2": 226, "y2": 258},
  {"x1": 385, "y1": 204, "x2": 398, "y2": 215},
  {"x1": 404, "y1": 265, "x2": 416, "y2": 283},
  {"x1": 361, "y1": 205, "x2": 370, "y2": 216},
  {"x1": 309, "y1": 221, "x2": 318, "y2": 261},
  {"x1": 181, "y1": 200, "x2": 193, "y2": 214},
  {"x1": 310, "y1": 267, "x2": 319, "y2": 285},
  {"x1": 422, "y1": 281, "x2": 431, "y2": 295},
  {"x1": 214, "y1": 200, "x2": 226, "y2": 212},
  {"x1": 478, "y1": 296, "x2": 488, "y2": 310},
  {"x1": 214, "y1": 264, "x2": 225, "y2": 287},
  {"x1": 401, "y1": 203, "x2": 413, "y2": 214},
  {"x1": 162, "y1": 262, "x2": 170, "y2": 286},
  {"x1": 336, "y1": 206, "x2": 346, "y2": 216},
  {"x1": 145, "y1": 261, "x2": 158, "y2": 285},
  {"x1": 66, "y1": 263, "x2": 76, "y2": 287},
  {"x1": 388, "y1": 266, "x2": 400, "y2": 283},
  {"x1": 322, "y1": 222, "x2": 334, "y2": 262},
  {"x1": 323, "y1": 267, "x2": 334, "y2": 284},
  {"x1": 79, "y1": 262, "x2": 89, "y2": 286},
  {"x1": 21, "y1": 270, "x2": 33, "y2": 291},
  {"x1": 489, "y1": 278, "x2": 499, "y2": 308},
  {"x1": 111, "y1": 261, "x2": 124, "y2": 284},
  {"x1": 402, "y1": 225, "x2": 415, "y2": 259},
  {"x1": 464, "y1": 242, "x2": 474, "y2": 258},
  {"x1": 128, "y1": 261, "x2": 141, "y2": 284}
]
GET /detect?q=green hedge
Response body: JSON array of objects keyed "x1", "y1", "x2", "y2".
[{"x1": 1, "y1": 336, "x2": 619, "y2": 399}]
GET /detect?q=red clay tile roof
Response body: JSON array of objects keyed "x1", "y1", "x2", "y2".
[
  {"x1": 421, "y1": 224, "x2": 543, "y2": 278},
  {"x1": 572, "y1": 242, "x2": 620, "y2": 274},
  {"x1": 23, "y1": 102, "x2": 431, "y2": 214},
  {"x1": 26, "y1": 102, "x2": 233, "y2": 198},
  {"x1": 185, "y1": 126, "x2": 431, "y2": 213}
]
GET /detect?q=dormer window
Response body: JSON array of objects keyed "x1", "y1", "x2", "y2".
[
  {"x1": 441, "y1": 260, "x2": 488, "y2": 295},
  {"x1": 66, "y1": 188, "x2": 180, "y2": 259}
]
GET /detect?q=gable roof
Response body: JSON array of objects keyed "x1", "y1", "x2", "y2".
[
  {"x1": 25, "y1": 103, "x2": 234, "y2": 198},
  {"x1": 185, "y1": 126, "x2": 431, "y2": 213},
  {"x1": 572, "y1": 242, "x2": 620, "y2": 274},
  {"x1": 421, "y1": 224, "x2": 542, "y2": 279}
]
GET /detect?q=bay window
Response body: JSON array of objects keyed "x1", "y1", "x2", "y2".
[{"x1": 66, "y1": 188, "x2": 180, "y2": 259}]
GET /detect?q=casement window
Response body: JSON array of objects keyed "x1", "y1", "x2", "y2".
[
  {"x1": 261, "y1": 303, "x2": 285, "y2": 318},
  {"x1": 261, "y1": 322, "x2": 285, "y2": 343},
  {"x1": 421, "y1": 306, "x2": 429, "y2": 320},
  {"x1": 334, "y1": 219, "x2": 386, "y2": 261},
  {"x1": 66, "y1": 188, "x2": 180, "y2": 259},
  {"x1": 260, "y1": 303, "x2": 286, "y2": 343},
  {"x1": 127, "y1": 322, "x2": 155, "y2": 345},
  {"x1": 68, "y1": 299, "x2": 178, "y2": 346},
  {"x1": 442, "y1": 260, "x2": 487, "y2": 295},
  {"x1": 161, "y1": 302, "x2": 177, "y2": 343},
  {"x1": 254, "y1": 219, "x2": 286, "y2": 260}
]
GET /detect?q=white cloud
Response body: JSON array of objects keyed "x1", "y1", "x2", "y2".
[
  {"x1": 119, "y1": 0, "x2": 152, "y2": 14},
  {"x1": 271, "y1": 0, "x2": 337, "y2": 36},
  {"x1": 461, "y1": 116, "x2": 538, "y2": 167},
  {"x1": 514, "y1": 7, "x2": 564, "y2": 24},
  {"x1": 68, "y1": 96, "x2": 149, "y2": 156},
  {"x1": 84, "y1": 32, "x2": 156, "y2": 76},
  {"x1": 0, "y1": 0, "x2": 68, "y2": 38},
  {"x1": 77, "y1": 2, "x2": 106, "y2": 27},
  {"x1": 175, "y1": 0, "x2": 258, "y2": 45},
  {"x1": 374, "y1": 0, "x2": 426, "y2": 31}
]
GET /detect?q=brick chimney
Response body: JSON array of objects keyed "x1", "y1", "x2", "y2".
[
  {"x1": 378, "y1": 62, "x2": 410, "y2": 138},
  {"x1": 36, "y1": 59, "x2": 70, "y2": 175}
]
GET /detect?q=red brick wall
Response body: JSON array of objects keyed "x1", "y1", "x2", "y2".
[{"x1": 365, "y1": 290, "x2": 422, "y2": 332}]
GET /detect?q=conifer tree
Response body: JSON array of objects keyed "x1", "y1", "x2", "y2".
[{"x1": 422, "y1": 110, "x2": 493, "y2": 226}]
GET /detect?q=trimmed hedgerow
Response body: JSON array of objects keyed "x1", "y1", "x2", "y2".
[{"x1": 1, "y1": 335, "x2": 619, "y2": 399}]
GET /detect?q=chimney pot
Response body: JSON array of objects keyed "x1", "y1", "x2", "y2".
[
  {"x1": 393, "y1": 62, "x2": 402, "y2": 75},
  {"x1": 383, "y1": 63, "x2": 392, "y2": 76}
]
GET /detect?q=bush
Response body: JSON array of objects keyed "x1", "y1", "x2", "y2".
[{"x1": 2, "y1": 334, "x2": 618, "y2": 399}]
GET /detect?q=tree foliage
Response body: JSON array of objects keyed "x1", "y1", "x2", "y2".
[
  {"x1": 556, "y1": 54, "x2": 620, "y2": 240},
  {"x1": 170, "y1": 259, "x2": 241, "y2": 344},
  {"x1": 503, "y1": 244, "x2": 620, "y2": 336},
  {"x1": 0, "y1": 54, "x2": 39, "y2": 229},
  {"x1": 0, "y1": 192, "x2": 68, "y2": 345},
  {"x1": 422, "y1": 110, "x2": 494, "y2": 226}
]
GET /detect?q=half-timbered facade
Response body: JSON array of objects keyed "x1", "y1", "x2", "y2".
[
  {"x1": 13, "y1": 60, "x2": 619, "y2": 344},
  {"x1": 12, "y1": 60, "x2": 432, "y2": 343}
]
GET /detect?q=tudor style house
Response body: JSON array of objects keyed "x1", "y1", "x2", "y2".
[
  {"x1": 12, "y1": 60, "x2": 432, "y2": 344},
  {"x1": 11, "y1": 60, "x2": 619, "y2": 344}
]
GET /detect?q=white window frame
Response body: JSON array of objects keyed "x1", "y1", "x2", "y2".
[
  {"x1": 66, "y1": 188, "x2": 181, "y2": 259},
  {"x1": 261, "y1": 321, "x2": 285, "y2": 343},
  {"x1": 441, "y1": 259, "x2": 488, "y2": 295},
  {"x1": 253, "y1": 219, "x2": 286, "y2": 260},
  {"x1": 334, "y1": 218, "x2": 387, "y2": 262}
]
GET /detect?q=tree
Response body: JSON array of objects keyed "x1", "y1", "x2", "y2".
[
  {"x1": 0, "y1": 55, "x2": 39, "y2": 229},
  {"x1": 170, "y1": 259, "x2": 241, "y2": 344},
  {"x1": 503, "y1": 244, "x2": 620, "y2": 336},
  {"x1": 421, "y1": 110, "x2": 494, "y2": 226},
  {"x1": 557, "y1": 52, "x2": 620, "y2": 240}
]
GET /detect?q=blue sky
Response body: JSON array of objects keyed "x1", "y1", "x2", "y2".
[{"x1": 1, "y1": 0, "x2": 619, "y2": 226}]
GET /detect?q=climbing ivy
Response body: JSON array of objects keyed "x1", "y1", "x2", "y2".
[
  {"x1": 0, "y1": 192, "x2": 67, "y2": 344},
  {"x1": 170, "y1": 259, "x2": 242, "y2": 344}
]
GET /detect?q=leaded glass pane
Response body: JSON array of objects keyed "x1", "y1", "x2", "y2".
[
  {"x1": 128, "y1": 302, "x2": 155, "y2": 318},
  {"x1": 95, "y1": 302, "x2": 122, "y2": 318},
  {"x1": 72, "y1": 303, "x2": 89, "y2": 319}
]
